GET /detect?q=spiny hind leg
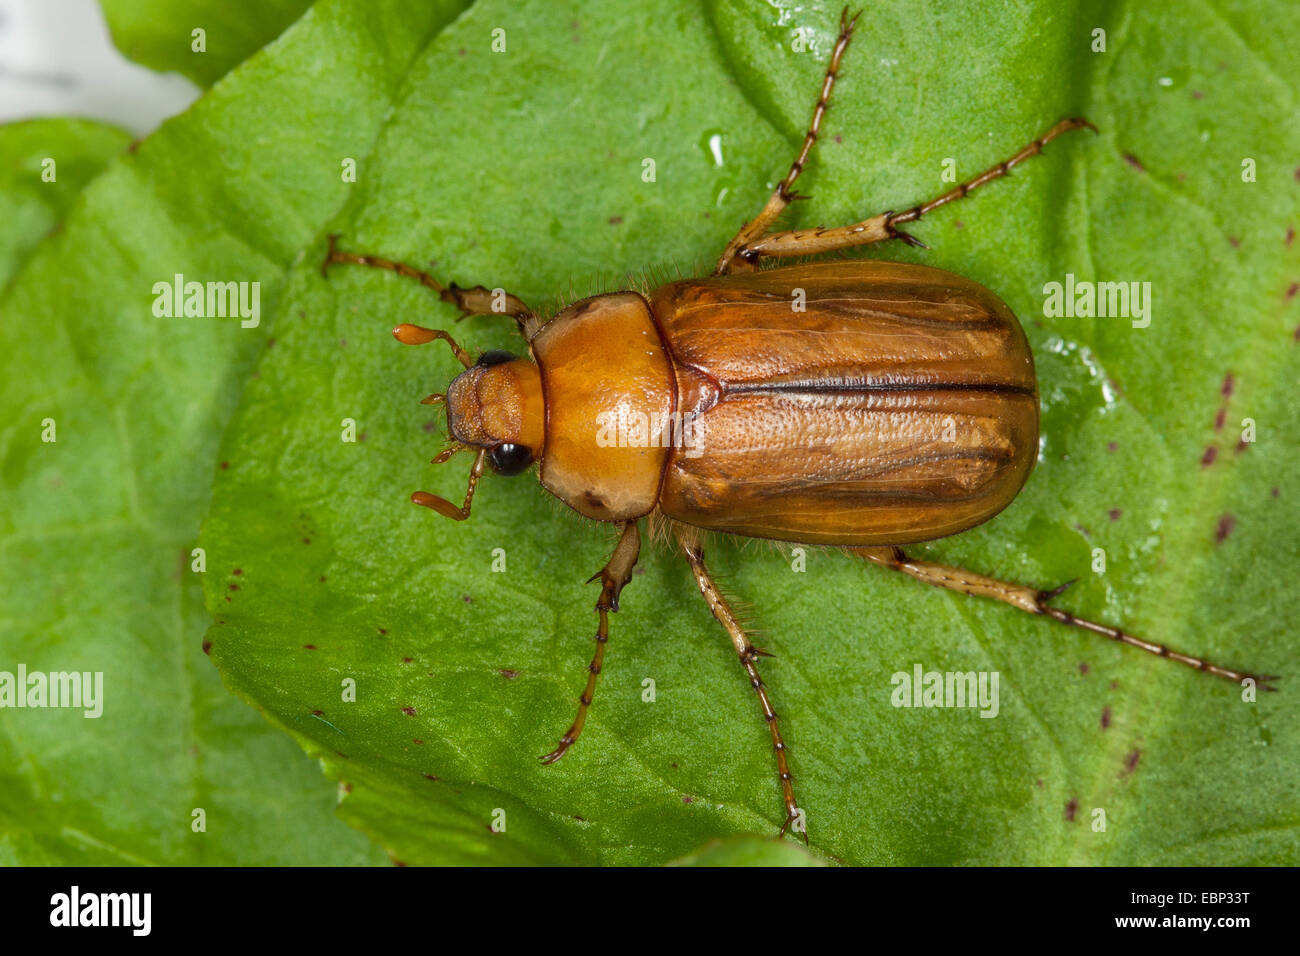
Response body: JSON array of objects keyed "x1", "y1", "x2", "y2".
[
  {"x1": 321, "y1": 234, "x2": 539, "y2": 338},
  {"x1": 540, "y1": 521, "x2": 641, "y2": 764},
  {"x1": 734, "y1": 117, "x2": 1096, "y2": 264},
  {"x1": 678, "y1": 530, "x2": 805, "y2": 840},
  {"x1": 715, "y1": 7, "x2": 861, "y2": 275},
  {"x1": 851, "y1": 546, "x2": 1277, "y2": 689}
]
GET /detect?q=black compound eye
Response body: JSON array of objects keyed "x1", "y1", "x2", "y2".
[
  {"x1": 488, "y1": 443, "x2": 532, "y2": 476},
  {"x1": 476, "y1": 349, "x2": 515, "y2": 368}
]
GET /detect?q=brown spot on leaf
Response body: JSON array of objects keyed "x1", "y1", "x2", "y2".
[
  {"x1": 1221, "y1": 372, "x2": 1234, "y2": 398},
  {"x1": 1107, "y1": 441, "x2": 1118, "y2": 452},
  {"x1": 499, "y1": 669, "x2": 519, "y2": 679},
  {"x1": 1123, "y1": 749, "x2": 1142, "y2": 774},
  {"x1": 1122, "y1": 153, "x2": 1145, "y2": 171},
  {"x1": 1035, "y1": 779, "x2": 1044, "y2": 789},
  {"x1": 1065, "y1": 798, "x2": 1079, "y2": 821},
  {"x1": 1271, "y1": 486, "x2": 1280, "y2": 498},
  {"x1": 378, "y1": 627, "x2": 388, "y2": 635},
  {"x1": 1286, "y1": 226, "x2": 1295, "y2": 247},
  {"x1": 1214, "y1": 514, "x2": 1236, "y2": 544},
  {"x1": 1286, "y1": 281, "x2": 1298, "y2": 302},
  {"x1": 232, "y1": 568, "x2": 243, "y2": 576},
  {"x1": 312, "y1": 709, "x2": 323, "y2": 716},
  {"x1": 1201, "y1": 445, "x2": 1218, "y2": 467},
  {"x1": 1228, "y1": 236, "x2": 1240, "y2": 249},
  {"x1": 1235, "y1": 438, "x2": 1250, "y2": 454},
  {"x1": 412, "y1": 738, "x2": 423, "y2": 745},
  {"x1": 682, "y1": 795, "x2": 694, "y2": 805},
  {"x1": 402, "y1": 706, "x2": 417, "y2": 716},
  {"x1": 1214, "y1": 407, "x2": 1226, "y2": 431},
  {"x1": 423, "y1": 773, "x2": 438, "y2": 781},
  {"x1": 201, "y1": 640, "x2": 212, "y2": 655},
  {"x1": 1108, "y1": 508, "x2": 1122, "y2": 521},
  {"x1": 220, "y1": 461, "x2": 229, "y2": 470},
  {"x1": 608, "y1": 216, "x2": 623, "y2": 225},
  {"x1": 1078, "y1": 662, "x2": 1090, "y2": 675},
  {"x1": 303, "y1": 644, "x2": 317, "y2": 650},
  {"x1": 1101, "y1": 706, "x2": 1112, "y2": 730},
  {"x1": 402, "y1": 657, "x2": 413, "y2": 664}
]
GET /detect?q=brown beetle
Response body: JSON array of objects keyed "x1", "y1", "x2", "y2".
[{"x1": 323, "y1": 9, "x2": 1275, "y2": 838}]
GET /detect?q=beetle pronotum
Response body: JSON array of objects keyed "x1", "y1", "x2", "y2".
[{"x1": 322, "y1": 9, "x2": 1275, "y2": 838}]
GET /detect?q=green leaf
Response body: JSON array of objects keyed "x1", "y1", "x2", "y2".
[
  {"x1": 0, "y1": 119, "x2": 131, "y2": 290},
  {"x1": 667, "y1": 835, "x2": 823, "y2": 867},
  {"x1": 0, "y1": 0, "x2": 471, "y2": 865},
  {"x1": 9, "y1": 0, "x2": 1283, "y2": 867},
  {"x1": 100, "y1": 0, "x2": 314, "y2": 87},
  {"x1": 197, "y1": 0, "x2": 1300, "y2": 866}
]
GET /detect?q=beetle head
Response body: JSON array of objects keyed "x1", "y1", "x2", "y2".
[{"x1": 444, "y1": 350, "x2": 545, "y2": 475}]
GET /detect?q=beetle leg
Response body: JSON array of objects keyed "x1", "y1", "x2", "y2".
[
  {"x1": 681, "y1": 540, "x2": 806, "y2": 841},
  {"x1": 540, "y1": 521, "x2": 641, "y2": 764},
  {"x1": 734, "y1": 117, "x2": 1096, "y2": 263},
  {"x1": 714, "y1": 7, "x2": 861, "y2": 275},
  {"x1": 852, "y1": 546, "x2": 1278, "y2": 689},
  {"x1": 321, "y1": 234, "x2": 540, "y2": 339}
]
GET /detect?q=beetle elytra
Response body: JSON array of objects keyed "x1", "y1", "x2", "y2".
[{"x1": 322, "y1": 8, "x2": 1275, "y2": 839}]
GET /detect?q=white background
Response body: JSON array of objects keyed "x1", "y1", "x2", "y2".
[{"x1": 0, "y1": 0, "x2": 198, "y2": 134}]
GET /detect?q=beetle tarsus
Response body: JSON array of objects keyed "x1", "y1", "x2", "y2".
[
  {"x1": 541, "y1": 523, "x2": 641, "y2": 767},
  {"x1": 320, "y1": 233, "x2": 341, "y2": 276},
  {"x1": 890, "y1": 226, "x2": 929, "y2": 250},
  {"x1": 779, "y1": 808, "x2": 809, "y2": 844},
  {"x1": 683, "y1": 542, "x2": 804, "y2": 841},
  {"x1": 1037, "y1": 578, "x2": 1078, "y2": 602},
  {"x1": 539, "y1": 737, "x2": 574, "y2": 764},
  {"x1": 854, "y1": 546, "x2": 1277, "y2": 692},
  {"x1": 320, "y1": 236, "x2": 539, "y2": 337},
  {"x1": 714, "y1": 6, "x2": 861, "y2": 273}
]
